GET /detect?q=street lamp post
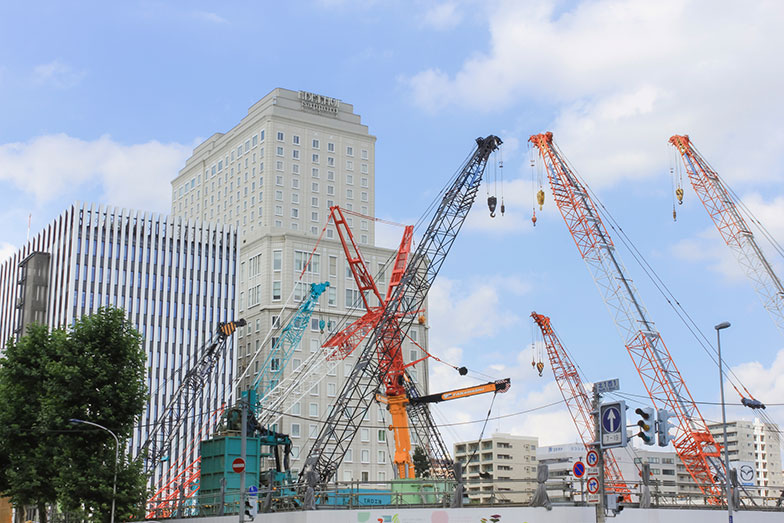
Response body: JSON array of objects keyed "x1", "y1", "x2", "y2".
[
  {"x1": 714, "y1": 321, "x2": 732, "y2": 523},
  {"x1": 70, "y1": 419, "x2": 119, "y2": 523}
]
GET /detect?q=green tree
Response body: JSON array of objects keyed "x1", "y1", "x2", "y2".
[
  {"x1": 0, "y1": 307, "x2": 148, "y2": 523},
  {"x1": 412, "y1": 446, "x2": 430, "y2": 478},
  {"x1": 0, "y1": 324, "x2": 64, "y2": 523}
]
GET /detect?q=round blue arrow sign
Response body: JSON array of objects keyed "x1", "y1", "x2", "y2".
[
  {"x1": 587, "y1": 477, "x2": 600, "y2": 494},
  {"x1": 602, "y1": 405, "x2": 621, "y2": 433},
  {"x1": 573, "y1": 461, "x2": 585, "y2": 478}
]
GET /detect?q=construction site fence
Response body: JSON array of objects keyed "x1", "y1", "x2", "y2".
[{"x1": 143, "y1": 477, "x2": 784, "y2": 519}]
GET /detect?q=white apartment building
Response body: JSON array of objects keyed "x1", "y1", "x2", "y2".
[
  {"x1": 454, "y1": 433, "x2": 539, "y2": 504},
  {"x1": 707, "y1": 418, "x2": 783, "y2": 497},
  {"x1": 170, "y1": 88, "x2": 429, "y2": 483},
  {"x1": 0, "y1": 202, "x2": 238, "y2": 489}
]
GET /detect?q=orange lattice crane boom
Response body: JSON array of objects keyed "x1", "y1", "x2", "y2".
[
  {"x1": 531, "y1": 312, "x2": 632, "y2": 497},
  {"x1": 669, "y1": 134, "x2": 784, "y2": 336},
  {"x1": 529, "y1": 132, "x2": 724, "y2": 502}
]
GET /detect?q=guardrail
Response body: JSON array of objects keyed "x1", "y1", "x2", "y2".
[{"x1": 142, "y1": 477, "x2": 784, "y2": 518}]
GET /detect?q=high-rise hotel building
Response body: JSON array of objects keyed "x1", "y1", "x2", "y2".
[
  {"x1": 171, "y1": 88, "x2": 430, "y2": 482},
  {"x1": 0, "y1": 202, "x2": 238, "y2": 486}
]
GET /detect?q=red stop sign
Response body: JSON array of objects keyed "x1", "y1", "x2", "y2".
[{"x1": 232, "y1": 457, "x2": 245, "y2": 473}]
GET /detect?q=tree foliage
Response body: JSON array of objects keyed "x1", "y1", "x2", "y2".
[
  {"x1": 412, "y1": 446, "x2": 430, "y2": 478},
  {"x1": 0, "y1": 307, "x2": 148, "y2": 522}
]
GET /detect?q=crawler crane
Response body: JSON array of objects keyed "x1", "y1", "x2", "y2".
[
  {"x1": 302, "y1": 135, "x2": 503, "y2": 487},
  {"x1": 529, "y1": 132, "x2": 724, "y2": 501},
  {"x1": 531, "y1": 312, "x2": 632, "y2": 497},
  {"x1": 669, "y1": 134, "x2": 784, "y2": 336}
]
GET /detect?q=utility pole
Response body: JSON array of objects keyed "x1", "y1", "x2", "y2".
[
  {"x1": 239, "y1": 400, "x2": 247, "y2": 523},
  {"x1": 593, "y1": 386, "x2": 605, "y2": 523}
]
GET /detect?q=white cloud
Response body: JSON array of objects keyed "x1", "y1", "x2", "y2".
[
  {"x1": 421, "y1": 3, "x2": 463, "y2": 30},
  {"x1": 405, "y1": 0, "x2": 784, "y2": 187},
  {"x1": 192, "y1": 11, "x2": 228, "y2": 24},
  {"x1": 33, "y1": 60, "x2": 86, "y2": 88},
  {"x1": 0, "y1": 134, "x2": 192, "y2": 213},
  {"x1": 428, "y1": 275, "x2": 528, "y2": 350},
  {"x1": 0, "y1": 242, "x2": 16, "y2": 266},
  {"x1": 732, "y1": 349, "x2": 784, "y2": 407}
]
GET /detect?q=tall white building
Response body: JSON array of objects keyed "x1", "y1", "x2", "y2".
[
  {"x1": 171, "y1": 88, "x2": 429, "y2": 482},
  {"x1": 708, "y1": 418, "x2": 783, "y2": 497},
  {"x1": 454, "y1": 433, "x2": 539, "y2": 504},
  {"x1": 0, "y1": 202, "x2": 238, "y2": 487}
]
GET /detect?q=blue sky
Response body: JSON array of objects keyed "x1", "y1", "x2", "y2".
[{"x1": 2, "y1": 1, "x2": 783, "y2": 453}]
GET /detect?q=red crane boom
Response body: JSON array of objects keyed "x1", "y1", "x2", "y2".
[
  {"x1": 531, "y1": 312, "x2": 632, "y2": 497},
  {"x1": 529, "y1": 132, "x2": 723, "y2": 501},
  {"x1": 669, "y1": 134, "x2": 784, "y2": 336}
]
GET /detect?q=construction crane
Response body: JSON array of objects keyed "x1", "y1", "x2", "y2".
[
  {"x1": 530, "y1": 312, "x2": 632, "y2": 497},
  {"x1": 249, "y1": 281, "x2": 329, "y2": 401},
  {"x1": 322, "y1": 206, "x2": 414, "y2": 361},
  {"x1": 669, "y1": 134, "x2": 784, "y2": 336},
  {"x1": 301, "y1": 135, "x2": 503, "y2": 487},
  {"x1": 147, "y1": 281, "x2": 330, "y2": 514},
  {"x1": 142, "y1": 319, "x2": 245, "y2": 514},
  {"x1": 529, "y1": 132, "x2": 724, "y2": 501}
]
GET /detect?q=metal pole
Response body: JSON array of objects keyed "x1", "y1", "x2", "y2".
[
  {"x1": 240, "y1": 401, "x2": 247, "y2": 523},
  {"x1": 715, "y1": 321, "x2": 733, "y2": 523},
  {"x1": 69, "y1": 419, "x2": 118, "y2": 523},
  {"x1": 592, "y1": 386, "x2": 605, "y2": 523}
]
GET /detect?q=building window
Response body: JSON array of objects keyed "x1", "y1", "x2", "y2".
[
  {"x1": 291, "y1": 423, "x2": 301, "y2": 438},
  {"x1": 328, "y1": 142, "x2": 335, "y2": 152},
  {"x1": 309, "y1": 403, "x2": 319, "y2": 417},
  {"x1": 292, "y1": 149, "x2": 300, "y2": 159},
  {"x1": 345, "y1": 449, "x2": 353, "y2": 462},
  {"x1": 346, "y1": 160, "x2": 354, "y2": 171},
  {"x1": 272, "y1": 281, "x2": 281, "y2": 301},
  {"x1": 293, "y1": 135, "x2": 300, "y2": 145},
  {"x1": 378, "y1": 450, "x2": 386, "y2": 464},
  {"x1": 275, "y1": 190, "x2": 283, "y2": 201},
  {"x1": 327, "y1": 382, "x2": 337, "y2": 397},
  {"x1": 378, "y1": 430, "x2": 386, "y2": 442},
  {"x1": 312, "y1": 153, "x2": 320, "y2": 163},
  {"x1": 346, "y1": 146, "x2": 354, "y2": 156},
  {"x1": 312, "y1": 182, "x2": 319, "y2": 192},
  {"x1": 361, "y1": 428, "x2": 369, "y2": 442},
  {"x1": 361, "y1": 149, "x2": 368, "y2": 160},
  {"x1": 361, "y1": 450, "x2": 370, "y2": 463},
  {"x1": 312, "y1": 138, "x2": 320, "y2": 149},
  {"x1": 277, "y1": 131, "x2": 284, "y2": 141},
  {"x1": 277, "y1": 146, "x2": 284, "y2": 157},
  {"x1": 291, "y1": 193, "x2": 299, "y2": 204},
  {"x1": 312, "y1": 167, "x2": 319, "y2": 178},
  {"x1": 328, "y1": 286, "x2": 337, "y2": 306}
]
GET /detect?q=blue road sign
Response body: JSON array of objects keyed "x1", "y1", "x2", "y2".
[
  {"x1": 600, "y1": 400, "x2": 628, "y2": 449},
  {"x1": 248, "y1": 485, "x2": 258, "y2": 495},
  {"x1": 573, "y1": 461, "x2": 586, "y2": 478},
  {"x1": 602, "y1": 405, "x2": 621, "y2": 433}
]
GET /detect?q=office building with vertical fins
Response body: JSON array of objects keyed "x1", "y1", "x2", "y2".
[
  {"x1": 170, "y1": 88, "x2": 430, "y2": 482},
  {"x1": 0, "y1": 202, "x2": 238, "y2": 486}
]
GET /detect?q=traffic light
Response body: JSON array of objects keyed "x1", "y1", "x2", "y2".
[
  {"x1": 635, "y1": 407, "x2": 655, "y2": 445},
  {"x1": 657, "y1": 409, "x2": 676, "y2": 447},
  {"x1": 244, "y1": 498, "x2": 255, "y2": 521}
]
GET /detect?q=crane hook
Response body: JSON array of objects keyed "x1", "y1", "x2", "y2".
[
  {"x1": 536, "y1": 361, "x2": 545, "y2": 377},
  {"x1": 537, "y1": 189, "x2": 545, "y2": 210},
  {"x1": 675, "y1": 187, "x2": 684, "y2": 205},
  {"x1": 488, "y1": 196, "x2": 497, "y2": 218},
  {"x1": 532, "y1": 212, "x2": 537, "y2": 227}
]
